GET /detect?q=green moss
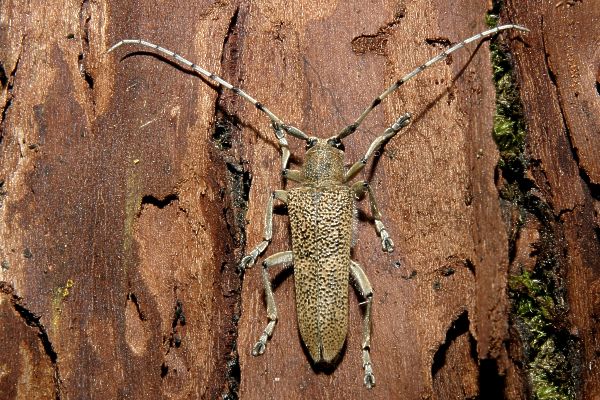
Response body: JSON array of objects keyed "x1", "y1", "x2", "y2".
[
  {"x1": 531, "y1": 339, "x2": 572, "y2": 400},
  {"x1": 485, "y1": 13, "x2": 500, "y2": 28},
  {"x1": 487, "y1": 10, "x2": 577, "y2": 400},
  {"x1": 509, "y1": 269, "x2": 555, "y2": 347},
  {"x1": 489, "y1": 40, "x2": 527, "y2": 178},
  {"x1": 486, "y1": 0, "x2": 528, "y2": 182},
  {"x1": 509, "y1": 260, "x2": 575, "y2": 400},
  {"x1": 509, "y1": 256, "x2": 576, "y2": 399}
]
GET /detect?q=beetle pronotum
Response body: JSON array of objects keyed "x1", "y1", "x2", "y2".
[{"x1": 108, "y1": 23, "x2": 528, "y2": 388}]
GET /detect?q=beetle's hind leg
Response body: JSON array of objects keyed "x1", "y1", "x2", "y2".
[
  {"x1": 253, "y1": 250, "x2": 294, "y2": 356},
  {"x1": 350, "y1": 260, "x2": 376, "y2": 389}
]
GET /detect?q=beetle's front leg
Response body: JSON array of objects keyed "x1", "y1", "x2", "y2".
[
  {"x1": 253, "y1": 250, "x2": 293, "y2": 356},
  {"x1": 272, "y1": 124, "x2": 291, "y2": 171},
  {"x1": 239, "y1": 190, "x2": 288, "y2": 270},
  {"x1": 351, "y1": 181, "x2": 394, "y2": 252},
  {"x1": 343, "y1": 113, "x2": 411, "y2": 182},
  {"x1": 350, "y1": 260, "x2": 375, "y2": 389}
]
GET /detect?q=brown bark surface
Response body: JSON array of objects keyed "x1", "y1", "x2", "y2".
[
  {"x1": 0, "y1": 0, "x2": 597, "y2": 399},
  {"x1": 504, "y1": 1, "x2": 600, "y2": 398}
]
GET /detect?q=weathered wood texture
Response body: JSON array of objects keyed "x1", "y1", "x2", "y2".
[
  {"x1": 503, "y1": 1, "x2": 600, "y2": 398},
  {"x1": 0, "y1": 0, "x2": 597, "y2": 399}
]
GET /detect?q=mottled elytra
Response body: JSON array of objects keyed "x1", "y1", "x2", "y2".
[{"x1": 107, "y1": 23, "x2": 528, "y2": 388}]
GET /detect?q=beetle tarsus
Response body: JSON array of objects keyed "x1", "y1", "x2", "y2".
[
  {"x1": 252, "y1": 334, "x2": 268, "y2": 356},
  {"x1": 381, "y1": 230, "x2": 394, "y2": 253},
  {"x1": 363, "y1": 350, "x2": 376, "y2": 389},
  {"x1": 239, "y1": 254, "x2": 257, "y2": 271}
]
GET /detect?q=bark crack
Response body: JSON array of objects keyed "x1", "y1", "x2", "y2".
[
  {"x1": 540, "y1": 17, "x2": 598, "y2": 199},
  {"x1": 127, "y1": 292, "x2": 146, "y2": 321},
  {"x1": 163, "y1": 298, "x2": 186, "y2": 356},
  {"x1": 431, "y1": 310, "x2": 474, "y2": 377},
  {"x1": 0, "y1": 282, "x2": 62, "y2": 399},
  {"x1": 351, "y1": 8, "x2": 405, "y2": 56},
  {"x1": 211, "y1": 5, "x2": 249, "y2": 399},
  {"x1": 540, "y1": 18, "x2": 557, "y2": 92},
  {"x1": 140, "y1": 193, "x2": 179, "y2": 210},
  {"x1": 487, "y1": 8, "x2": 580, "y2": 396},
  {"x1": 78, "y1": 0, "x2": 95, "y2": 91},
  {"x1": 0, "y1": 37, "x2": 23, "y2": 138}
]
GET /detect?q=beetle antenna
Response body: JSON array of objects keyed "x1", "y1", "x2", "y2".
[
  {"x1": 334, "y1": 24, "x2": 529, "y2": 141},
  {"x1": 106, "y1": 39, "x2": 311, "y2": 143}
]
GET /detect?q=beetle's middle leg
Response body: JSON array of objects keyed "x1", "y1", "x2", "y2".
[
  {"x1": 253, "y1": 250, "x2": 294, "y2": 356},
  {"x1": 350, "y1": 260, "x2": 376, "y2": 389},
  {"x1": 351, "y1": 181, "x2": 394, "y2": 252},
  {"x1": 239, "y1": 190, "x2": 288, "y2": 270}
]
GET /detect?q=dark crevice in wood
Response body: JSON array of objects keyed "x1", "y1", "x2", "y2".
[
  {"x1": 161, "y1": 295, "x2": 188, "y2": 380},
  {"x1": 214, "y1": 4, "x2": 249, "y2": 399},
  {"x1": 437, "y1": 256, "x2": 476, "y2": 278},
  {"x1": 350, "y1": 9, "x2": 404, "y2": 56},
  {"x1": 127, "y1": 292, "x2": 147, "y2": 321},
  {"x1": 539, "y1": 30, "x2": 598, "y2": 199},
  {"x1": 166, "y1": 299, "x2": 185, "y2": 351},
  {"x1": 0, "y1": 179, "x2": 6, "y2": 210},
  {"x1": 0, "y1": 44, "x2": 21, "y2": 138},
  {"x1": 78, "y1": 0, "x2": 94, "y2": 91},
  {"x1": 0, "y1": 282, "x2": 62, "y2": 399},
  {"x1": 78, "y1": 53, "x2": 94, "y2": 90},
  {"x1": 140, "y1": 193, "x2": 179, "y2": 209},
  {"x1": 160, "y1": 362, "x2": 169, "y2": 378},
  {"x1": 506, "y1": 193, "x2": 581, "y2": 397},
  {"x1": 464, "y1": 258, "x2": 475, "y2": 275},
  {"x1": 424, "y1": 37, "x2": 452, "y2": 48},
  {"x1": 539, "y1": 16, "x2": 558, "y2": 94},
  {"x1": 225, "y1": 161, "x2": 252, "y2": 209},
  {"x1": 212, "y1": 111, "x2": 240, "y2": 150},
  {"x1": 578, "y1": 168, "x2": 600, "y2": 201},
  {"x1": 478, "y1": 358, "x2": 506, "y2": 400},
  {"x1": 431, "y1": 310, "x2": 470, "y2": 378},
  {"x1": 0, "y1": 62, "x2": 7, "y2": 88},
  {"x1": 221, "y1": 5, "x2": 241, "y2": 68}
]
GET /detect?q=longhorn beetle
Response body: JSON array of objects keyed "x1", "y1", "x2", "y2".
[{"x1": 108, "y1": 23, "x2": 528, "y2": 388}]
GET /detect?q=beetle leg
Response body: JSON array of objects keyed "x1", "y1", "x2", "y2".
[
  {"x1": 282, "y1": 169, "x2": 305, "y2": 183},
  {"x1": 351, "y1": 181, "x2": 394, "y2": 252},
  {"x1": 343, "y1": 113, "x2": 411, "y2": 182},
  {"x1": 253, "y1": 250, "x2": 294, "y2": 356},
  {"x1": 272, "y1": 124, "x2": 291, "y2": 171},
  {"x1": 272, "y1": 124, "x2": 307, "y2": 183},
  {"x1": 239, "y1": 190, "x2": 288, "y2": 270},
  {"x1": 350, "y1": 260, "x2": 376, "y2": 389}
]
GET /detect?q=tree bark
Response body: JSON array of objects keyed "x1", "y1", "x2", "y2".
[{"x1": 0, "y1": 0, "x2": 597, "y2": 399}]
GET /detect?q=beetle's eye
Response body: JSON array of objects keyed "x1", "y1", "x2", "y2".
[
  {"x1": 306, "y1": 138, "x2": 317, "y2": 149},
  {"x1": 327, "y1": 138, "x2": 345, "y2": 151}
]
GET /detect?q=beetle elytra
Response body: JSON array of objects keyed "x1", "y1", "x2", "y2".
[{"x1": 107, "y1": 23, "x2": 528, "y2": 388}]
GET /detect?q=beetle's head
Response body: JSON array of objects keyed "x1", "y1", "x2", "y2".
[
  {"x1": 305, "y1": 137, "x2": 345, "y2": 153},
  {"x1": 302, "y1": 137, "x2": 345, "y2": 184}
]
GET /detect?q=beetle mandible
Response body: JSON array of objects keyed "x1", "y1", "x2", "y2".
[{"x1": 107, "y1": 23, "x2": 528, "y2": 388}]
